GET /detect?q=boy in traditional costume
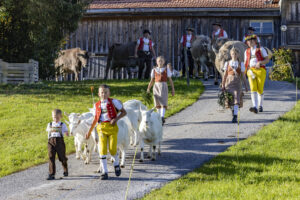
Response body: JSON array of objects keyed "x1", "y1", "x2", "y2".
[
  {"x1": 212, "y1": 23, "x2": 228, "y2": 40},
  {"x1": 86, "y1": 84, "x2": 127, "y2": 180},
  {"x1": 178, "y1": 27, "x2": 195, "y2": 78},
  {"x1": 244, "y1": 35, "x2": 270, "y2": 113},
  {"x1": 135, "y1": 29, "x2": 157, "y2": 79},
  {"x1": 46, "y1": 109, "x2": 69, "y2": 180}
]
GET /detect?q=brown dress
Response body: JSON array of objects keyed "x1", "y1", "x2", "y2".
[
  {"x1": 225, "y1": 63, "x2": 243, "y2": 107},
  {"x1": 153, "y1": 67, "x2": 168, "y2": 108}
]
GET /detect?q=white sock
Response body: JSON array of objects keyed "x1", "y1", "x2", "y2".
[
  {"x1": 233, "y1": 105, "x2": 239, "y2": 116},
  {"x1": 251, "y1": 92, "x2": 258, "y2": 108},
  {"x1": 161, "y1": 108, "x2": 166, "y2": 118},
  {"x1": 100, "y1": 155, "x2": 108, "y2": 173},
  {"x1": 112, "y1": 154, "x2": 120, "y2": 167},
  {"x1": 258, "y1": 93, "x2": 264, "y2": 107}
]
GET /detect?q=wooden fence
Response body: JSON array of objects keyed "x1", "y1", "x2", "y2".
[{"x1": 0, "y1": 59, "x2": 39, "y2": 84}]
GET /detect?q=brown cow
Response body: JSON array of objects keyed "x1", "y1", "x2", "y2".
[{"x1": 54, "y1": 48, "x2": 89, "y2": 81}]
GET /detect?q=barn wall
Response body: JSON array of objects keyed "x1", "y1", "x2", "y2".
[{"x1": 67, "y1": 16, "x2": 281, "y2": 72}]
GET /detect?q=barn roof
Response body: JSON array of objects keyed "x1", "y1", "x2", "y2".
[{"x1": 89, "y1": 0, "x2": 280, "y2": 9}]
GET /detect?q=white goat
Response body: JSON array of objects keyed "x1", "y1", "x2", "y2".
[
  {"x1": 123, "y1": 100, "x2": 148, "y2": 147},
  {"x1": 66, "y1": 112, "x2": 98, "y2": 164},
  {"x1": 139, "y1": 108, "x2": 163, "y2": 162}
]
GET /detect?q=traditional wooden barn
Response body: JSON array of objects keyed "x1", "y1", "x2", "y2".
[{"x1": 66, "y1": 0, "x2": 300, "y2": 79}]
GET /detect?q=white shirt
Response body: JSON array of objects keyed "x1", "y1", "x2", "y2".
[
  {"x1": 243, "y1": 35, "x2": 261, "y2": 43},
  {"x1": 244, "y1": 46, "x2": 268, "y2": 68},
  {"x1": 96, "y1": 99, "x2": 123, "y2": 122},
  {"x1": 46, "y1": 121, "x2": 68, "y2": 138},
  {"x1": 223, "y1": 61, "x2": 245, "y2": 73},
  {"x1": 214, "y1": 28, "x2": 228, "y2": 39},
  {"x1": 151, "y1": 67, "x2": 172, "y2": 78},
  {"x1": 137, "y1": 37, "x2": 154, "y2": 52},
  {"x1": 180, "y1": 34, "x2": 193, "y2": 48}
]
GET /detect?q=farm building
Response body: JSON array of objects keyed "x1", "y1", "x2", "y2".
[{"x1": 65, "y1": 0, "x2": 300, "y2": 79}]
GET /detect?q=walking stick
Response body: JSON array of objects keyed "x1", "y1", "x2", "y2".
[
  {"x1": 184, "y1": 47, "x2": 190, "y2": 86},
  {"x1": 90, "y1": 86, "x2": 95, "y2": 105}
]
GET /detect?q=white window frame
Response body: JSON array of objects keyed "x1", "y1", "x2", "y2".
[{"x1": 250, "y1": 20, "x2": 274, "y2": 34}]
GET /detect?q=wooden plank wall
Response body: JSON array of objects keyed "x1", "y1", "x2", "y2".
[
  {"x1": 66, "y1": 16, "x2": 280, "y2": 79},
  {"x1": 285, "y1": 0, "x2": 300, "y2": 45}
]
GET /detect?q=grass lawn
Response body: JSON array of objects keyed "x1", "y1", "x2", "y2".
[
  {"x1": 143, "y1": 101, "x2": 300, "y2": 200},
  {"x1": 0, "y1": 79, "x2": 204, "y2": 178}
]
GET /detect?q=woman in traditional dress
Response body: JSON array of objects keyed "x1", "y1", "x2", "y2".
[
  {"x1": 147, "y1": 56, "x2": 175, "y2": 125},
  {"x1": 222, "y1": 47, "x2": 248, "y2": 123}
]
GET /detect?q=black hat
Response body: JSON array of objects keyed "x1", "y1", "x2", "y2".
[
  {"x1": 248, "y1": 27, "x2": 256, "y2": 31},
  {"x1": 186, "y1": 27, "x2": 194, "y2": 32},
  {"x1": 143, "y1": 29, "x2": 151, "y2": 35},
  {"x1": 212, "y1": 22, "x2": 222, "y2": 27}
]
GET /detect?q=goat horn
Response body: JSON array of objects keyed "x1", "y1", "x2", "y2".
[
  {"x1": 64, "y1": 112, "x2": 70, "y2": 117},
  {"x1": 65, "y1": 120, "x2": 70, "y2": 125}
]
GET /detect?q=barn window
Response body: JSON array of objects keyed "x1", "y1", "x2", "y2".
[{"x1": 250, "y1": 21, "x2": 273, "y2": 34}]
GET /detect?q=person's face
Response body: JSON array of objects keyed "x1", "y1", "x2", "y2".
[
  {"x1": 213, "y1": 25, "x2": 219, "y2": 31},
  {"x1": 187, "y1": 30, "x2": 192, "y2": 35},
  {"x1": 157, "y1": 57, "x2": 165, "y2": 67},
  {"x1": 52, "y1": 112, "x2": 61, "y2": 122},
  {"x1": 99, "y1": 88, "x2": 110, "y2": 100},
  {"x1": 230, "y1": 51, "x2": 238, "y2": 60},
  {"x1": 247, "y1": 39, "x2": 256, "y2": 47},
  {"x1": 144, "y1": 33, "x2": 150, "y2": 38},
  {"x1": 248, "y1": 30, "x2": 254, "y2": 34}
]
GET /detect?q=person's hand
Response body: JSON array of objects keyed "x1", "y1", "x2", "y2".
[
  {"x1": 171, "y1": 89, "x2": 175, "y2": 96},
  {"x1": 245, "y1": 87, "x2": 249, "y2": 93},
  {"x1": 147, "y1": 89, "x2": 150, "y2": 93},
  {"x1": 110, "y1": 118, "x2": 117, "y2": 126},
  {"x1": 65, "y1": 132, "x2": 69, "y2": 137},
  {"x1": 255, "y1": 62, "x2": 261, "y2": 69},
  {"x1": 85, "y1": 133, "x2": 90, "y2": 140},
  {"x1": 222, "y1": 86, "x2": 225, "y2": 91}
]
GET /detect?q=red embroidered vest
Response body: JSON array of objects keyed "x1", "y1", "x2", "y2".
[
  {"x1": 138, "y1": 38, "x2": 153, "y2": 51},
  {"x1": 213, "y1": 29, "x2": 224, "y2": 38},
  {"x1": 245, "y1": 48, "x2": 266, "y2": 72},
  {"x1": 95, "y1": 98, "x2": 118, "y2": 122},
  {"x1": 154, "y1": 68, "x2": 168, "y2": 82},
  {"x1": 182, "y1": 35, "x2": 195, "y2": 47}
]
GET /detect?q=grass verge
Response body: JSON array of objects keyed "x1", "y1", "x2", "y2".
[
  {"x1": 143, "y1": 101, "x2": 300, "y2": 200},
  {"x1": 0, "y1": 79, "x2": 204, "y2": 178}
]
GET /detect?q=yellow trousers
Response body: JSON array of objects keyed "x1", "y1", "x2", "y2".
[
  {"x1": 247, "y1": 68, "x2": 266, "y2": 95},
  {"x1": 96, "y1": 122, "x2": 118, "y2": 156}
]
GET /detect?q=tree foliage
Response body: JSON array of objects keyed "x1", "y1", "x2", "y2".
[{"x1": 0, "y1": 0, "x2": 92, "y2": 79}]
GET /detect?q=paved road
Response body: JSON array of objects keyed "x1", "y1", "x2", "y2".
[{"x1": 0, "y1": 78, "x2": 298, "y2": 200}]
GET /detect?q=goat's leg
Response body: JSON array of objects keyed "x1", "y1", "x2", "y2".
[
  {"x1": 158, "y1": 141, "x2": 162, "y2": 156},
  {"x1": 147, "y1": 145, "x2": 152, "y2": 159},
  {"x1": 75, "y1": 138, "x2": 80, "y2": 159},
  {"x1": 120, "y1": 147, "x2": 126, "y2": 168},
  {"x1": 151, "y1": 145, "x2": 156, "y2": 161},
  {"x1": 214, "y1": 66, "x2": 219, "y2": 85},
  {"x1": 133, "y1": 131, "x2": 139, "y2": 147},
  {"x1": 139, "y1": 139, "x2": 144, "y2": 162}
]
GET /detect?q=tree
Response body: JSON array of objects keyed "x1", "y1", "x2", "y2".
[{"x1": 0, "y1": 0, "x2": 92, "y2": 79}]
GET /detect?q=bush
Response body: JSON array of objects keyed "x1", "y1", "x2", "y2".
[{"x1": 269, "y1": 48, "x2": 294, "y2": 81}]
